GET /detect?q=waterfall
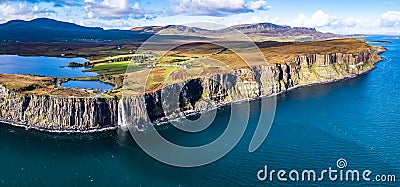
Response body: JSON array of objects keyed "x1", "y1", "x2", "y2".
[
  {"x1": 117, "y1": 97, "x2": 150, "y2": 132},
  {"x1": 118, "y1": 99, "x2": 128, "y2": 128},
  {"x1": 55, "y1": 78, "x2": 59, "y2": 87}
]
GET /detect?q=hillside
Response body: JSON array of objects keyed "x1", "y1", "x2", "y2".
[
  {"x1": 0, "y1": 18, "x2": 152, "y2": 42},
  {"x1": 0, "y1": 18, "x2": 338, "y2": 43},
  {"x1": 131, "y1": 22, "x2": 339, "y2": 41}
]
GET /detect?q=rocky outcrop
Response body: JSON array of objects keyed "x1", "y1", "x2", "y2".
[
  {"x1": 120, "y1": 47, "x2": 384, "y2": 129},
  {"x1": 0, "y1": 90, "x2": 119, "y2": 131},
  {"x1": 0, "y1": 47, "x2": 385, "y2": 131}
]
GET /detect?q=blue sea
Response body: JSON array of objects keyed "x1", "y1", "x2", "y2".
[{"x1": 0, "y1": 36, "x2": 398, "y2": 186}]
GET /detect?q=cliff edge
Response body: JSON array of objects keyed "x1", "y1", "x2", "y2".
[{"x1": 0, "y1": 41, "x2": 387, "y2": 132}]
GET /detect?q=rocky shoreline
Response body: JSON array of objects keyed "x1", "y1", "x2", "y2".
[{"x1": 0, "y1": 46, "x2": 387, "y2": 133}]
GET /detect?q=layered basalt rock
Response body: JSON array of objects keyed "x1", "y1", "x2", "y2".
[
  {"x1": 0, "y1": 91, "x2": 119, "y2": 131},
  {"x1": 0, "y1": 47, "x2": 385, "y2": 131}
]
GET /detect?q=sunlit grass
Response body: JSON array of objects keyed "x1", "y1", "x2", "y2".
[{"x1": 84, "y1": 61, "x2": 144, "y2": 75}]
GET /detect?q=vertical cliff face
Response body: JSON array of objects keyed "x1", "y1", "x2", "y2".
[
  {"x1": 0, "y1": 89, "x2": 119, "y2": 131},
  {"x1": 121, "y1": 48, "x2": 383, "y2": 127},
  {"x1": 0, "y1": 48, "x2": 384, "y2": 131}
]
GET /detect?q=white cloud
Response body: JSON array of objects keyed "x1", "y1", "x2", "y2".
[
  {"x1": 84, "y1": 0, "x2": 144, "y2": 19},
  {"x1": 293, "y1": 10, "x2": 358, "y2": 28},
  {"x1": 380, "y1": 11, "x2": 400, "y2": 27},
  {"x1": 173, "y1": 0, "x2": 270, "y2": 16},
  {"x1": 248, "y1": 0, "x2": 270, "y2": 10},
  {"x1": 0, "y1": 3, "x2": 55, "y2": 21}
]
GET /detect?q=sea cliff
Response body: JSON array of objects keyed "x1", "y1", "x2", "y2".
[{"x1": 0, "y1": 46, "x2": 386, "y2": 131}]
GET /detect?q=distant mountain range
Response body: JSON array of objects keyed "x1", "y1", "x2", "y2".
[
  {"x1": 231, "y1": 23, "x2": 337, "y2": 39},
  {"x1": 0, "y1": 18, "x2": 152, "y2": 42},
  {"x1": 130, "y1": 22, "x2": 338, "y2": 40},
  {"x1": 0, "y1": 18, "x2": 338, "y2": 43}
]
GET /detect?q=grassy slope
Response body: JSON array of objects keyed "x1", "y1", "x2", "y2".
[
  {"x1": 85, "y1": 61, "x2": 135, "y2": 75},
  {"x1": 121, "y1": 38, "x2": 372, "y2": 95},
  {"x1": 261, "y1": 38, "x2": 370, "y2": 63},
  {"x1": 0, "y1": 42, "x2": 140, "y2": 60},
  {"x1": 0, "y1": 38, "x2": 372, "y2": 97},
  {"x1": 212, "y1": 38, "x2": 370, "y2": 67},
  {"x1": 0, "y1": 74, "x2": 95, "y2": 97}
]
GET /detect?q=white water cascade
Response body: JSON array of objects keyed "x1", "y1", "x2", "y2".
[{"x1": 117, "y1": 99, "x2": 128, "y2": 129}]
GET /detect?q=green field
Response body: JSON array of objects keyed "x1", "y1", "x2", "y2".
[{"x1": 84, "y1": 61, "x2": 145, "y2": 75}]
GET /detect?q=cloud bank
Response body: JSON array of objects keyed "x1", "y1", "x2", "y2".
[
  {"x1": 293, "y1": 10, "x2": 358, "y2": 28},
  {"x1": 0, "y1": 0, "x2": 398, "y2": 34},
  {"x1": 172, "y1": 0, "x2": 270, "y2": 16},
  {"x1": 380, "y1": 11, "x2": 400, "y2": 27},
  {"x1": 0, "y1": 2, "x2": 55, "y2": 21},
  {"x1": 83, "y1": 0, "x2": 145, "y2": 19}
]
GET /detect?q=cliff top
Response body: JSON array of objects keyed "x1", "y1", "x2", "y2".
[
  {"x1": 0, "y1": 38, "x2": 375, "y2": 97},
  {"x1": 210, "y1": 38, "x2": 371, "y2": 67},
  {"x1": 113, "y1": 38, "x2": 376, "y2": 96},
  {"x1": 0, "y1": 74, "x2": 95, "y2": 97},
  {"x1": 262, "y1": 38, "x2": 371, "y2": 63}
]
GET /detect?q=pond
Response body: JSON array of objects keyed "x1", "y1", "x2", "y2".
[{"x1": 61, "y1": 80, "x2": 115, "y2": 91}]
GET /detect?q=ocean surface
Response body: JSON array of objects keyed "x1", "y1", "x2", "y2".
[{"x1": 0, "y1": 36, "x2": 399, "y2": 186}]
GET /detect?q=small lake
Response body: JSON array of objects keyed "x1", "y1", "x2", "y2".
[
  {"x1": 0, "y1": 55, "x2": 98, "y2": 78},
  {"x1": 61, "y1": 80, "x2": 114, "y2": 91}
]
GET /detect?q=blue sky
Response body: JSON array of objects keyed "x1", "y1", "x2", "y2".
[{"x1": 0, "y1": 0, "x2": 399, "y2": 34}]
